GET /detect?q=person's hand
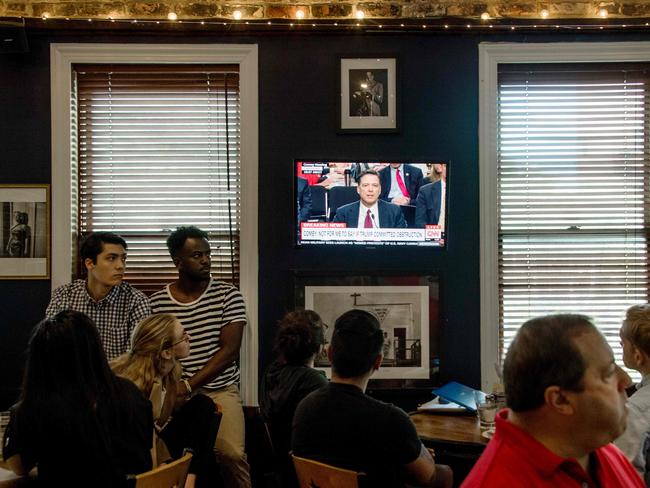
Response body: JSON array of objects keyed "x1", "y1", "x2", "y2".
[
  {"x1": 392, "y1": 195, "x2": 410, "y2": 206},
  {"x1": 427, "y1": 447, "x2": 436, "y2": 461}
]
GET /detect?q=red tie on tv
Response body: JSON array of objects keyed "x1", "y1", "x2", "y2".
[
  {"x1": 396, "y1": 169, "x2": 410, "y2": 197},
  {"x1": 364, "y1": 209, "x2": 373, "y2": 228}
]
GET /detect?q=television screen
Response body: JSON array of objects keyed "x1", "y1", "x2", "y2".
[{"x1": 295, "y1": 160, "x2": 448, "y2": 247}]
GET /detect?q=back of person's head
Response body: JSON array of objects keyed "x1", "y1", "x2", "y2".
[
  {"x1": 504, "y1": 313, "x2": 596, "y2": 412},
  {"x1": 330, "y1": 309, "x2": 383, "y2": 378},
  {"x1": 622, "y1": 304, "x2": 650, "y2": 356},
  {"x1": 80, "y1": 232, "x2": 127, "y2": 264},
  {"x1": 22, "y1": 310, "x2": 116, "y2": 405},
  {"x1": 273, "y1": 310, "x2": 325, "y2": 365},
  {"x1": 111, "y1": 313, "x2": 181, "y2": 394},
  {"x1": 166, "y1": 226, "x2": 208, "y2": 258}
]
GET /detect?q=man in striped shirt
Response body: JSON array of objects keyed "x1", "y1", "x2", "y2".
[
  {"x1": 46, "y1": 232, "x2": 151, "y2": 360},
  {"x1": 150, "y1": 226, "x2": 250, "y2": 488}
]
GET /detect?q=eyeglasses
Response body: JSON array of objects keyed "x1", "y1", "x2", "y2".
[{"x1": 171, "y1": 332, "x2": 189, "y2": 347}]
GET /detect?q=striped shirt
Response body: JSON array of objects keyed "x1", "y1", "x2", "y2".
[
  {"x1": 150, "y1": 279, "x2": 247, "y2": 390},
  {"x1": 46, "y1": 279, "x2": 151, "y2": 360}
]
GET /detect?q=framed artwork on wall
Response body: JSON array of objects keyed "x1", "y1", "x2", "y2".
[
  {"x1": 339, "y1": 56, "x2": 398, "y2": 132},
  {"x1": 294, "y1": 273, "x2": 440, "y2": 384},
  {"x1": 0, "y1": 184, "x2": 50, "y2": 279}
]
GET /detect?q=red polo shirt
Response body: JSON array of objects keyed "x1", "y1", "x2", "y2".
[{"x1": 461, "y1": 409, "x2": 644, "y2": 488}]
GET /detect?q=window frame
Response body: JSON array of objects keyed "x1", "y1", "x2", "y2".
[
  {"x1": 479, "y1": 41, "x2": 650, "y2": 391},
  {"x1": 50, "y1": 43, "x2": 259, "y2": 405}
]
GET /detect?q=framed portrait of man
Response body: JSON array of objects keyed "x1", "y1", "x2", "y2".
[{"x1": 339, "y1": 57, "x2": 398, "y2": 132}]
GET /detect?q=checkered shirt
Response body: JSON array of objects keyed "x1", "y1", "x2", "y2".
[{"x1": 46, "y1": 279, "x2": 151, "y2": 360}]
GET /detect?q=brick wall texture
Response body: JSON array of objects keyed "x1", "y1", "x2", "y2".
[{"x1": 2, "y1": 0, "x2": 650, "y2": 20}]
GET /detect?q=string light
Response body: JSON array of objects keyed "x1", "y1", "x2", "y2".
[{"x1": 27, "y1": 14, "x2": 650, "y2": 32}]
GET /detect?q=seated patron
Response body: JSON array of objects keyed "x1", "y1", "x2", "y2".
[
  {"x1": 291, "y1": 309, "x2": 452, "y2": 488},
  {"x1": 415, "y1": 164, "x2": 446, "y2": 229},
  {"x1": 2, "y1": 311, "x2": 153, "y2": 488},
  {"x1": 379, "y1": 162, "x2": 423, "y2": 206},
  {"x1": 45, "y1": 231, "x2": 151, "y2": 360},
  {"x1": 260, "y1": 310, "x2": 328, "y2": 487},
  {"x1": 461, "y1": 314, "x2": 643, "y2": 487},
  {"x1": 111, "y1": 313, "x2": 220, "y2": 488},
  {"x1": 614, "y1": 305, "x2": 650, "y2": 483},
  {"x1": 332, "y1": 170, "x2": 407, "y2": 229}
]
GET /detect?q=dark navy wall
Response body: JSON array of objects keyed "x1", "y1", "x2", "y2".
[{"x1": 0, "y1": 28, "x2": 644, "y2": 408}]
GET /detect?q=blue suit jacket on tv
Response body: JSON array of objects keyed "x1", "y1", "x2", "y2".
[
  {"x1": 415, "y1": 181, "x2": 442, "y2": 228},
  {"x1": 332, "y1": 199, "x2": 407, "y2": 229},
  {"x1": 378, "y1": 164, "x2": 424, "y2": 202}
]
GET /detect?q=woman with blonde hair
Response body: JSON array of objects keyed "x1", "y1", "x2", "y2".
[{"x1": 112, "y1": 313, "x2": 219, "y2": 488}]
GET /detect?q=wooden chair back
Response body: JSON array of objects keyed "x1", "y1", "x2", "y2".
[
  {"x1": 128, "y1": 451, "x2": 192, "y2": 488},
  {"x1": 292, "y1": 454, "x2": 362, "y2": 488}
]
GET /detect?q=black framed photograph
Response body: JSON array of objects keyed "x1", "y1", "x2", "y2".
[
  {"x1": 0, "y1": 184, "x2": 50, "y2": 279},
  {"x1": 339, "y1": 57, "x2": 398, "y2": 132},
  {"x1": 293, "y1": 272, "x2": 440, "y2": 385}
]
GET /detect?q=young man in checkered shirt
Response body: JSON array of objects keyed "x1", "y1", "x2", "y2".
[{"x1": 46, "y1": 232, "x2": 151, "y2": 360}]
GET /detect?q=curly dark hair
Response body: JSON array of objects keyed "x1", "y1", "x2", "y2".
[
  {"x1": 273, "y1": 310, "x2": 325, "y2": 365},
  {"x1": 166, "y1": 226, "x2": 209, "y2": 258}
]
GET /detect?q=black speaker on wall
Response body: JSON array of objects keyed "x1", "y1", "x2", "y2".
[{"x1": 0, "y1": 18, "x2": 28, "y2": 54}]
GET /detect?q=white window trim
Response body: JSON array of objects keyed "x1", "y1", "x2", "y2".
[
  {"x1": 479, "y1": 41, "x2": 650, "y2": 391},
  {"x1": 50, "y1": 43, "x2": 260, "y2": 405}
]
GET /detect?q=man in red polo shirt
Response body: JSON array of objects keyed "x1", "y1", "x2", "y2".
[{"x1": 461, "y1": 314, "x2": 643, "y2": 487}]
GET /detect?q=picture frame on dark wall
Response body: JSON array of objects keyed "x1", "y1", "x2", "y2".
[
  {"x1": 293, "y1": 272, "x2": 440, "y2": 386},
  {"x1": 0, "y1": 184, "x2": 50, "y2": 280},
  {"x1": 339, "y1": 57, "x2": 398, "y2": 133}
]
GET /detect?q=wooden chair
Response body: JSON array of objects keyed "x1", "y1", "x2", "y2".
[
  {"x1": 292, "y1": 454, "x2": 363, "y2": 488},
  {"x1": 128, "y1": 451, "x2": 193, "y2": 488}
]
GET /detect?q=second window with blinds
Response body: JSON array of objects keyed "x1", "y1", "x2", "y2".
[
  {"x1": 73, "y1": 64, "x2": 241, "y2": 294},
  {"x1": 498, "y1": 63, "x2": 650, "y2": 378}
]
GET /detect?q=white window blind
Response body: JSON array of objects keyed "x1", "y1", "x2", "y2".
[
  {"x1": 498, "y1": 64, "x2": 650, "y2": 378},
  {"x1": 73, "y1": 64, "x2": 241, "y2": 294}
]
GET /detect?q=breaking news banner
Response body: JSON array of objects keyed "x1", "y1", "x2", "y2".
[{"x1": 300, "y1": 222, "x2": 443, "y2": 246}]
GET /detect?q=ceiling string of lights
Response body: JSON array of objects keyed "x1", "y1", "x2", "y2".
[{"x1": 30, "y1": 6, "x2": 650, "y2": 31}]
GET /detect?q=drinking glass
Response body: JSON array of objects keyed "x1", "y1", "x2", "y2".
[{"x1": 474, "y1": 391, "x2": 497, "y2": 430}]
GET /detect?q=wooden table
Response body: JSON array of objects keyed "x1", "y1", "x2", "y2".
[
  {"x1": 410, "y1": 412, "x2": 488, "y2": 487},
  {"x1": 410, "y1": 412, "x2": 488, "y2": 446}
]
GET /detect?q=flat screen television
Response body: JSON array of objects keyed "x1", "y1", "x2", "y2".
[{"x1": 295, "y1": 160, "x2": 448, "y2": 247}]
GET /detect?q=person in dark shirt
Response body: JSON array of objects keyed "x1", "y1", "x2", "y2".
[
  {"x1": 260, "y1": 310, "x2": 327, "y2": 487},
  {"x1": 2, "y1": 310, "x2": 153, "y2": 488},
  {"x1": 292, "y1": 309, "x2": 452, "y2": 488}
]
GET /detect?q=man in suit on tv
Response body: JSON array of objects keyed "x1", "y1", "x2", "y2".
[
  {"x1": 378, "y1": 163, "x2": 424, "y2": 206},
  {"x1": 332, "y1": 170, "x2": 407, "y2": 228},
  {"x1": 415, "y1": 164, "x2": 446, "y2": 229},
  {"x1": 297, "y1": 176, "x2": 312, "y2": 222}
]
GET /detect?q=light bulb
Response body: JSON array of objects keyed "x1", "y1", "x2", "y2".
[
  {"x1": 233, "y1": 10, "x2": 242, "y2": 20},
  {"x1": 540, "y1": 9, "x2": 549, "y2": 19},
  {"x1": 167, "y1": 12, "x2": 177, "y2": 21},
  {"x1": 356, "y1": 10, "x2": 365, "y2": 20},
  {"x1": 295, "y1": 9, "x2": 305, "y2": 19}
]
